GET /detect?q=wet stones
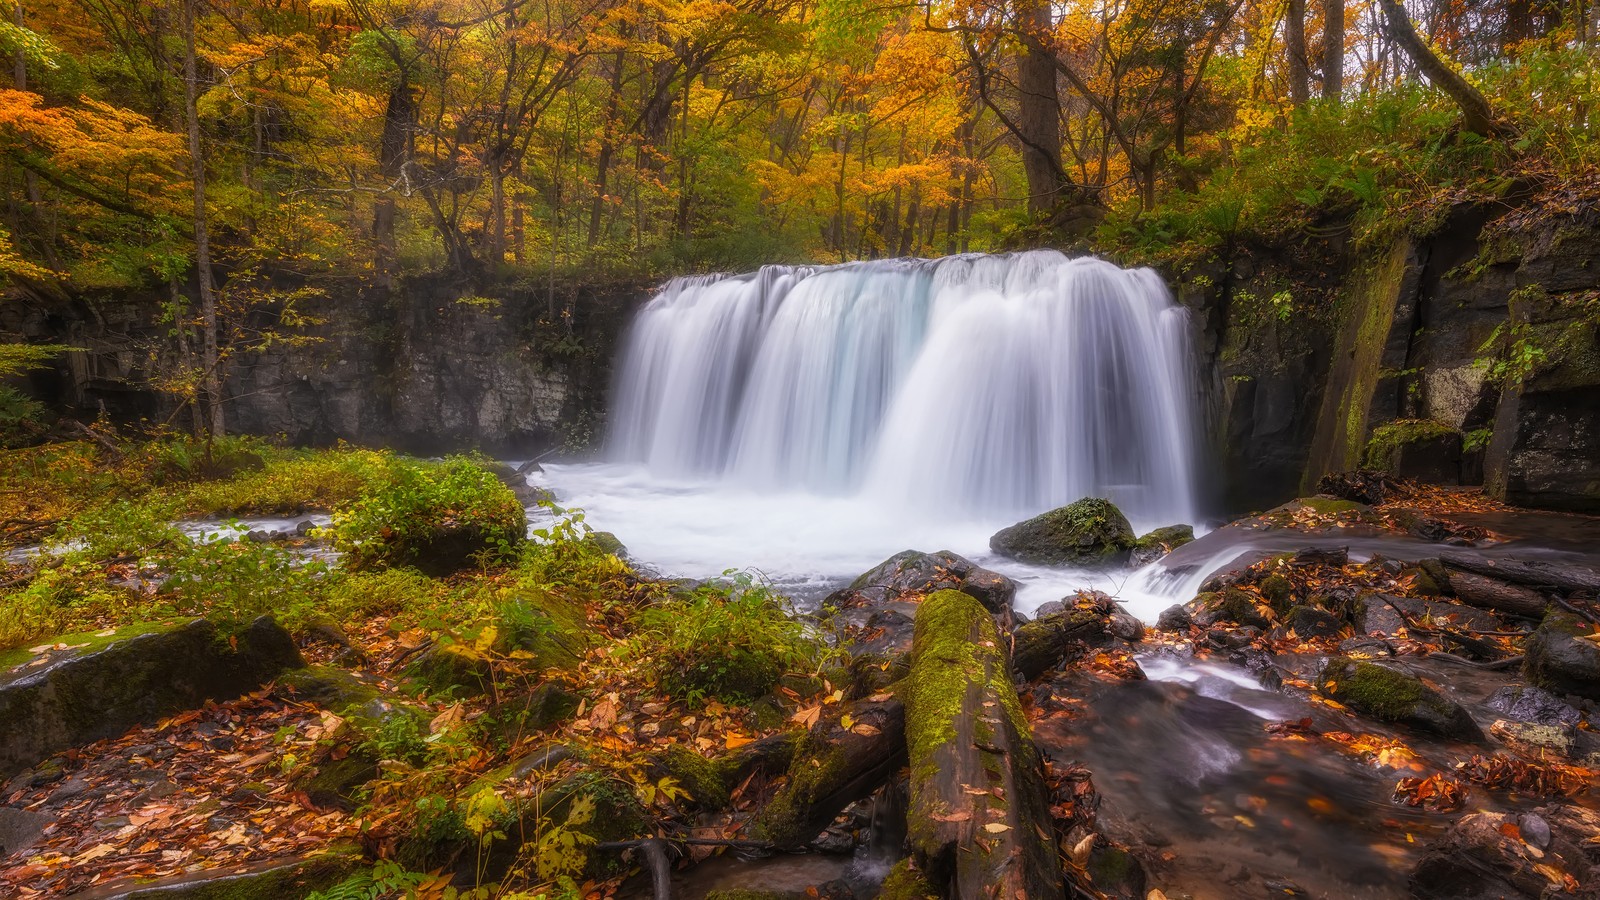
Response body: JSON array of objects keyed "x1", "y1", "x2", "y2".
[
  {"x1": 988, "y1": 498, "x2": 1135, "y2": 568},
  {"x1": 1129, "y1": 524, "x2": 1195, "y2": 567},
  {"x1": 1315, "y1": 657, "x2": 1483, "y2": 741},
  {"x1": 1523, "y1": 611, "x2": 1600, "y2": 701},
  {"x1": 1410, "y1": 804, "x2": 1600, "y2": 899}
]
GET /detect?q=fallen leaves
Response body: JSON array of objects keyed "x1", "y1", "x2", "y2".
[
  {"x1": 1455, "y1": 754, "x2": 1595, "y2": 798},
  {"x1": 1393, "y1": 773, "x2": 1467, "y2": 812}
]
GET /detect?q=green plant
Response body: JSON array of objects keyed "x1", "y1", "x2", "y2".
[
  {"x1": 305, "y1": 860, "x2": 435, "y2": 900},
  {"x1": 160, "y1": 535, "x2": 327, "y2": 626},
  {"x1": 626, "y1": 570, "x2": 820, "y2": 705},
  {"x1": 331, "y1": 456, "x2": 526, "y2": 574},
  {"x1": 53, "y1": 498, "x2": 185, "y2": 560}
]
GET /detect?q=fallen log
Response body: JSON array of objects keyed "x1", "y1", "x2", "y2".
[
  {"x1": 1439, "y1": 552, "x2": 1600, "y2": 595},
  {"x1": 1446, "y1": 571, "x2": 1548, "y2": 619},
  {"x1": 1011, "y1": 608, "x2": 1113, "y2": 682},
  {"x1": 750, "y1": 697, "x2": 906, "y2": 849},
  {"x1": 904, "y1": 590, "x2": 1063, "y2": 900}
]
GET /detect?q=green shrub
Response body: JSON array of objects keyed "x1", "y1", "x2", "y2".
[
  {"x1": 331, "y1": 456, "x2": 526, "y2": 575},
  {"x1": 181, "y1": 446, "x2": 401, "y2": 516},
  {"x1": 160, "y1": 536, "x2": 327, "y2": 627},
  {"x1": 627, "y1": 572, "x2": 820, "y2": 705},
  {"x1": 0, "y1": 560, "x2": 140, "y2": 651},
  {"x1": 139, "y1": 434, "x2": 269, "y2": 485},
  {"x1": 53, "y1": 498, "x2": 185, "y2": 560}
]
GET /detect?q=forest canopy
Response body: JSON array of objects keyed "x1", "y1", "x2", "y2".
[{"x1": 0, "y1": 0, "x2": 1593, "y2": 293}]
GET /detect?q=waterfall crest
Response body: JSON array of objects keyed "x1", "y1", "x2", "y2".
[{"x1": 607, "y1": 250, "x2": 1203, "y2": 526}]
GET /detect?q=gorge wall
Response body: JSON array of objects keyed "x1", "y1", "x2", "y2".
[
  {"x1": 1188, "y1": 198, "x2": 1600, "y2": 514},
  {"x1": 2, "y1": 274, "x2": 650, "y2": 457}
]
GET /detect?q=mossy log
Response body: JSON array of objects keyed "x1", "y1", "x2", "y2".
[
  {"x1": 751, "y1": 697, "x2": 906, "y2": 848},
  {"x1": 1445, "y1": 571, "x2": 1548, "y2": 619},
  {"x1": 904, "y1": 590, "x2": 1063, "y2": 900},
  {"x1": 1439, "y1": 552, "x2": 1600, "y2": 595},
  {"x1": 1011, "y1": 608, "x2": 1113, "y2": 681}
]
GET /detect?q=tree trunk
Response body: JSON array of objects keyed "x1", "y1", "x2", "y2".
[
  {"x1": 1011, "y1": 608, "x2": 1113, "y2": 681},
  {"x1": 751, "y1": 697, "x2": 906, "y2": 849},
  {"x1": 1375, "y1": 0, "x2": 1506, "y2": 136},
  {"x1": 1444, "y1": 571, "x2": 1548, "y2": 619},
  {"x1": 1286, "y1": 0, "x2": 1312, "y2": 105},
  {"x1": 1015, "y1": 0, "x2": 1065, "y2": 212},
  {"x1": 904, "y1": 591, "x2": 1063, "y2": 899},
  {"x1": 182, "y1": 0, "x2": 223, "y2": 437},
  {"x1": 1439, "y1": 552, "x2": 1600, "y2": 595},
  {"x1": 1322, "y1": 0, "x2": 1345, "y2": 100}
]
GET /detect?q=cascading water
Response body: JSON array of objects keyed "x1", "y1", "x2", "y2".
[{"x1": 607, "y1": 250, "x2": 1203, "y2": 526}]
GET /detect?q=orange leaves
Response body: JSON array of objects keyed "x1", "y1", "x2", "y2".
[
  {"x1": 1393, "y1": 773, "x2": 1466, "y2": 811},
  {"x1": 1455, "y1": 754, "x2": 1595, "y2": 798}
]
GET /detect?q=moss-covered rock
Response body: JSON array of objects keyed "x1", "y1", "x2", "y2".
[
  {"x1": 657, "y1": 744, "x2": 732, "y2": 809},
  {"x1": 582, "y1": 530, "x2": 627, "y2": 557},
  {"x1": 1130, "y1": 523, "x2": 1196, "y2": 566},
  {"x1": 1317, "y1": 657, "x2": 1483, "y2": 740},
  {"x1": 404, "y1": 643, "x2": 492, "y2": 696},
  {"x1": 988, "y1": 498, "x2": 1135, "y2": 568},
  {"x1": 838, "y1": 549, "x2": 1017, "y2": 613},
  {"x1": 1194, "y1": 587, "x2": 1270, "y2": 629},
  {"x1": 0, "y1": 616, "x2": 302, "y2": 779},
  {"x1": 1522, "y1": 612, "x2": 1600, "y2": 701},
  {"x1": 1259, "y1": 572, "x2": 1294, "y2": 614},
  {"x1": 487, "y1": 682, "x2": 579, "y2": 742},
  {"x1": 1363, "y1": 419, "x2": 1463, "y2": 483},
  {"x1": 751, "y1": 698, "x2": 904, "y2": 849}
]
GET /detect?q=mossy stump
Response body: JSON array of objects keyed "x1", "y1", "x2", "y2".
[{"x1": 903, "y1": 590, "x2": 1062, "y2": 899}]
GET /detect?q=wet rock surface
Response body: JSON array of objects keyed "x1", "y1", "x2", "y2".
[{"x1": 988, "y1": 497, "x2": 1135, "y2": 568}]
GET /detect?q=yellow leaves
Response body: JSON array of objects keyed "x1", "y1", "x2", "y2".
[
  {"x1": 982, "y1": 822, "x2": 1011, "y2": 833},
  {"x1": 790, "y1": 704, "x2": 823, "y2": 729}
]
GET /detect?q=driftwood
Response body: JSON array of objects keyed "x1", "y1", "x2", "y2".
[
  {"x1": 1446, "y1": 571, "x2": 1549, "y2": 619},
  {"x1": 751, "y1": 696, "x2": 906, "y2": 849},
  {"x1": 904, "y1": 590, "x2": 1063, "y2": 900},
  {"x1": 1011, "y1": 608, "x2": 1113, "y2": 681},
  {"x1": 1439, "y1": 552, "x2": 1600, "y2": 595}
]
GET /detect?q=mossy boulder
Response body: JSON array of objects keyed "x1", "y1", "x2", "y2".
[
  {"x1": 837, "y1": 549, "x2": 1017, "y2": 613},
  {"x1": 988, "y1": 498, "x2": 1135, "y2": 568},
  {"x1": 1316, "y1": 657, "x2": 1483, "y2": 740},
  {"x1": 656, "y1": 744, "x2": 732, "y2": 809},
  {"x1": 1130, "y1": 523, "x2": 1196, "y2": 566},
  {"x1": 404, "y1": 643, "x2": 493, "y2": 696},
  {"x1": 1363, "y1": 419, "x2": 1463, "y2": 484},
  {"x1": 1522, "y1": 612, "x2": 1600, "y2": 701},
  {"x1": 878, "y1": 859, "x2": 940, "y2": 900},
  {"x1": 1259, "y1": 573, "x2": 1294, "y2": 614},
  {"x1": 1192, "y1": 588, "x2": 1270, "y2": 629},
  {"x1": 1282, "y1": 605, "x2": 1344, "y2": 639},
  {"x1": 582, "y1": 530, "x2": 627, "y2": 557},
  {"x1": 0, "y1": 617, "x2": 302, "y2": 778},
  {"x1": 487, "y1": 682, "x2": 579, "y2": 742}
]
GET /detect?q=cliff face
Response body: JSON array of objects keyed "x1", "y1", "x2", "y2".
[
  {"x1": 2, "y1": 274, "x2": 652, "y2": 457},
  {"x1": 1185, "y1": 200, "x2": 1600, "y2": 515}
]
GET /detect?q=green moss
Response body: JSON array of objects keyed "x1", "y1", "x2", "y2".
[
  {"x1": 659, "y1": 744, "x2": 731, "y2": 809},
  {"x1": 989, "y1": 497, "x2": 1135, "y2": 567},
  {"x1": 582, "y1": 530, "x2": 626, "y2": 557},
  {"x1": 404, "y1": 644, "x2": 492, "y2": 696},
  {"x1": 751, "y1": 731, "x2": 849, "y2": 846},
  {"x1": 1132, "y1": 524, "x2": 1195, "y2": 554},
  {"x1": 1298, "y1": 496, "x2": 1369, "y2": 515},
  {"x1": 1260, "y1": 573, "x2": 1293, "y2": 609},
  {"x1": 878, "y1": 859, "x2": 940, "y2": 900},
  {"x1": 1362, "y1": 419, "x2": 1459, "y2": 471},
  {"x1": 704, "y1": 891, "x2": 795, "y2": 900},
  {"x1": 0, "y1": 620, "x2": 176, "y2": 677},
  {"x1": 298, "y1": 752, "x2": 379, "y2": 810},
  {"x1": 1207, "y1": 588, "x2": 1269, "y2": 628},
  {"x1": 1319, "y1": 658, "x2": 1427, "y2": 720}
]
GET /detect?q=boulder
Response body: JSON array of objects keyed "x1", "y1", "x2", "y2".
[
  {"x1": 0, "y1": 617, "x2": 303, "y2": 778},
  {"x1": 988, "y1": 498, "x2": 1134, "y2": 568},
  {"x1": 836, "y1": 550, "x2": 1017, "y2": 614},
  {"x1": 1191, "y1": 588, "x2": 1270, "y2": 630},
  {"x1": 0, "y1": 806, "x2": 50, "y2": 859},
  {"x1": 1316, "y1": 657, "x2": 1483, "y2": 741},
  {"x1": 1411, "y1": 805, "x2": 1600, "y2": 899},
  {"x1": 1522, "y1": 611, "x2": 1600, "y2": 701},
  {"x1": 1484, "y1": 684, "x2": 1582, "y2": 728},
  {"x1": 1129, "y1": 524, "x2": 1195, "y2": 566},
  {"x1": 1358, "y1": 594, "x2": 1503, "y2": 636},
  {"x1": 1362, "y1": 419, "x2": 1463, "y2": 484},
  {"x1": 1280, "y1": 605, "x2": 1344, "y2": 639},
  {"x1": 1155, "y1": 604, "x2": 1192, "y2": 631}
]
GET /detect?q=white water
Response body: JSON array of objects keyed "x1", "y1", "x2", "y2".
[{"x1": 545, "y1": 251, "x2": 1211, "y2": 620}]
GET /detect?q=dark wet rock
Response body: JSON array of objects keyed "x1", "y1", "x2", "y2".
[
  {"x1": 1108, "y1": 606, "x2": 1145, "y2": 643},
  {"x1": 1290, "y1": 546, "x2": 1349, "y2": 568},
  {"x1": 1086, "y1": 841, "x2": 1148, "y2": 899},
  {"x1": 1315, "y1": 470, "x2": 1403, "y2": 506},
  {"x1": 1156, "y1": 604, "x2": 1191, "y2": 631},
  {"x1": 1280, "y1": 606, "x2": 1344, "y2": 639},
  {"x1": 1362, "y1": 419, "x2": 1463, "y2": 484},
  {"x1": 1411, "y1": 804, "x2": 1600, "y2": 899},
  {"x1": 1523, "y1": 611, "x2": 1600, "y2": 701},
  {"x1": 1485, "y1": 684, "x2": 1582, "y2": 728},
  {"x1": 510, "y1": 744, "x2": 575, "y2": 778},
  {"x1": 1205, "y1": 627, "x2": 1261, "y2": 651},
  {"x1": 833, "y1": 550, "x2": 1017, "y2": 615},
  {"x1": 1129, "y1": 524, "x2": 1195, "y2": 567},
  {"x1": 1032, "y1": 600, "x2": 1068, "y2": 619},
  {"x1": 1233, "y1": 648, "x2": 1286, "y2": 690},
  {"x1": 0, "y1": 806, "x2": 50, "y2": 858},
  {"x1": 1358, "y1": 594, "x2": 1503, "y2": 636},
  {"x1": 490, "y1": 461, "x2": 558, "y2": 507},
  {"x1": 0, "y1": 617, "x2": 302, "y2": 779},
  {"x1": 1012, "y1": 609, "x2": 1116, "y2": 681},
  {"x1": 988, "y1": 498, "x2": 1135, "y2": 568},
  {"x1": 66, "y1": 849, "x2": 361, "y2": 899},
  {"x1": 1192, "y1": 588, "x2": 1270, "y2": 629},
  {"x1": 1316, "y1": 657, "x2": 1483, "y2": 741}
]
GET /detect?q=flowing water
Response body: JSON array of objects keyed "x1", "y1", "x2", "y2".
[
  {"x1": 543, "y1": 252, "x2": 1582, "y2": 899},
  {"x1": 542, "y1": 250, "x2": 1207, "y2": 618}
]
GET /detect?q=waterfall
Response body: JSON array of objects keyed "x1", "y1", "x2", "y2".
[{"x1": 607, "y1": 250, "x2": 1203, "y2": 527}]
